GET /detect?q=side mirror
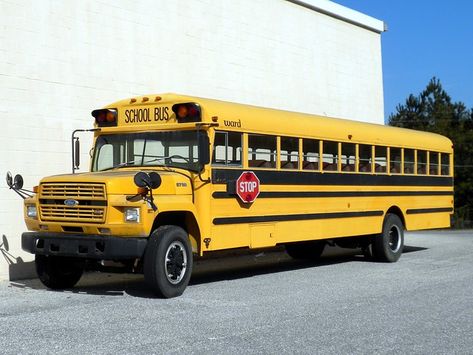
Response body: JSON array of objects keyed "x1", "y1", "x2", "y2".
[
  {"x1": 6, "y1": 171, "x2": 13, "y2": 188},
  {"x1": 72, "y1": 138, "x2": 80, "y2": 174},
  {"x1": 5, "y1": 171, "x2": 31, "y2": 199},
  {"x1": 13, "y1": 174, "x2": 24, "y2": 190},
  {"x1": 1, "y1": 235, "x2": 9, "y2": 252},
  {"x1": 131, "y1": 172, "x2": 159, "y2": 211},
  {"x1": 198, "y1": 132, "x2": 210, "y2": 166},
  {"x1": 74, "y1": 137, "x2": 80, "y2": 169},
  {"x1": 148, "y1": 172, "x2": 162, "y2": 189},
  {"x1": 134, "y1": 172, "x2": 151, "y2": 188},
  {"x1": 71, "y1": 129, "x2": 99, "y2": 174},
  {"x1": 133, "y1": 171, "x2": 162, "y2": 189}
]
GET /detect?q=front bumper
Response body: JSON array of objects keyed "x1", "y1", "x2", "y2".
[{"x1": 22, "y1": 232, "x2": 148, "y2": 260}]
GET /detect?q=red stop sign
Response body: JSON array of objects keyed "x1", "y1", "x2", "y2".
[{"x1": 236, "y1": 171, "x2": 260, "y2": 203}]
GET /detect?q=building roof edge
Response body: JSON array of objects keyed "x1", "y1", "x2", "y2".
[{"x1": 286, "y1": 0, "x2": 386, "y2": 34}]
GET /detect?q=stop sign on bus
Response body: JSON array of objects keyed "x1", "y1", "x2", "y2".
[{"x1": 236, "y1": 171, "x2": 260, "y2": 203}]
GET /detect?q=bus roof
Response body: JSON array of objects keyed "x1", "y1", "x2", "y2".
[{"x1": 105, "y1": 93, "x2": 453, "y2": 153}]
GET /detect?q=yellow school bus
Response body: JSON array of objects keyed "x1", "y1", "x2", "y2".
[{"x1": 19, "y1": 93, "x2": 454, "y2": 298}]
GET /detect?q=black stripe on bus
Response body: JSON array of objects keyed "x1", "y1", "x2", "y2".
[
  {"x1": 213, "y1": 210, "x2": 384, "y2": 225},
  {"x1": 212, "y1": 190, "x2": 453, "y2": 199},
  {"x1": 211, "y1": 169, "x2": 453, "y2": 187},
  {"x1": 406, "y1": 207, "x2": 453, "y2": 215}
]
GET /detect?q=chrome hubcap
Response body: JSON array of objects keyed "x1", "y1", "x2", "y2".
[
  {"x1": 388, "y1": 225, "x2": 402, "y2": 253},
  {"x1": 164, "y1": 241, "x2": 187, "y2": 284}
]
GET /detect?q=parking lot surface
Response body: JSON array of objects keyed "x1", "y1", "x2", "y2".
[{"x1": 1, "y1": 230, "x2": 472, "y2": 354}]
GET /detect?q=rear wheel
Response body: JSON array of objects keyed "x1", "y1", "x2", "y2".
[
  {"x1": 35, "y1": 255, "x2": 84, "y2": 289},
  {"x1": 285, "y1": 240, "x2": 325, "y2": 260},
  {"x1": 143, "y1": 225, "x2": 193, "y2": 298},
  {"x1": 372, "y1": 213, "x2": 404, "y2": 262}
]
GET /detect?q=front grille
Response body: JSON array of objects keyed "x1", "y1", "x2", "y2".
[
  {"x1": 41, "y1": 183, "x2": 106, "y2": 199},
  {"x1": 39, "y1": 183, "x2": 107, "y2": 223}
]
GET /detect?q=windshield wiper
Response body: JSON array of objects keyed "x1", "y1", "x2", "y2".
[
  {"x1": 143, "y1": 156, "x2": 200, "y2": 172},
  {"x1": 143, "y1": 157, "x2": 166, "y2": 164},
  {"x1": 100, "y1": 156, "x2": 198, "y2": 172},
  {"x1": 100, "y1": 158, "x2": 170, "y2": 172},
  {"x1": 100, "y1": 160, "x2": 136, "y2": 171}
]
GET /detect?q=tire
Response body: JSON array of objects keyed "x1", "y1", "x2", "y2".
[
  {"x1": 143, "y1": 226, "x2": 193, "y2": 298},
  {"x1": 372, "y1": 213, "x2": 404, "y2": 262},
  {"x1": 35, "y1": 255, "x2": 84, "y2": 289},
  {"x1": 285, "y1": 240, "x2": 325, "y2": 260}
]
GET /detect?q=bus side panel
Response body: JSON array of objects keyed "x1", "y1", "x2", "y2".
[
  {"x1": 405, "y1": 213, "x2": 451, "y2": 231},
  {"x1": 209, "y1": 182, "x2": 453, "y2": 250},
  {"x1": 402, "y1": 194, "x2": 453, "y2": 230},
  {"x1": 210, "y1": 225, "x2": 250, "y2": 250},
  {"x1": 274, "y1": 216, "x2": 382, "y2": 244}
]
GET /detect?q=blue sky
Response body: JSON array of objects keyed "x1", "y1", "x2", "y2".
[{"x1": 334, "y1": 0, "x2": 473, "y2": 120}]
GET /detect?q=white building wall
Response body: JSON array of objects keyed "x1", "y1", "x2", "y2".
[{"x1": 0, "y1": 0, "x2": 384, "y2": 280}]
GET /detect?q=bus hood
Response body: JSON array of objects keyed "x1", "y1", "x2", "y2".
[{"x1": 39, "y1": 170, "x2": 192, "y2": 196}]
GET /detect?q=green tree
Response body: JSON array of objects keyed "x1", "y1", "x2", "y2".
[{"x1": 389, "y1": 77, "x2": 473, "y2": 227}]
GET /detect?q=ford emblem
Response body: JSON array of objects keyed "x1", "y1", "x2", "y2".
[{"x1": 64, "y1": 199, "x2": 79, "y2": 207}]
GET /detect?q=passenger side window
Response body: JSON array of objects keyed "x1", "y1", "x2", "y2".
[
  {"x1": 341, "y1": 143, "x2": 356, "y2": 172},
  {"x1": 280, "y1": 137, "x2": 299, "y2": 169},
  {"x1": 212, "y1": 131, "x2": 242, "y2": 166},
  {"x1": 429, "y1": 152, "x2": 439, "y2": 175},
  {"x1": 374, "y1": 146, "x2": 387, "y2": 173},
  {"x1": 404, "y1": 149, "x2": 415, "y2": 174},
  {"x1": 303, "y1": 139, "x2": 320, "y2": 170},
  {"x1": 417, "y1": 150, "x2": 427, "y2": 175},
  {"x1": 358, "y1": 144, "x2": 372, "y2": 173},
  {"x1": 441, "y1": 153, "x2": 450, "y2": 175},
  {"x1": 390, "y1": 148, "x2": 402, "y2": 174},
  {"x1": 322, "y1": 141, "x2": 338, "y2": 171},
  {"x1": 248, "y1": 134, "x2": 277, "y2": 168}
]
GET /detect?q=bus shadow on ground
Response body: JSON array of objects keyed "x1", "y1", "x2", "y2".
[
  {"x1": 189, "y1": 244, "x2": 428, "y2": 286},
  {"x1": 10, "y1": 245, "x2": 427, "y2": 298},
  {"x1": 402, "y1": 245, "x2": 428, "y2": 253}
]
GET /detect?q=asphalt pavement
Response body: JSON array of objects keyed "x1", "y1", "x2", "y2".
[{"x1": 1, "y1": 230, "x2": 472, "y2": 354}]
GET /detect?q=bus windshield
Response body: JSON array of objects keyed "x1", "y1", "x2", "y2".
[{"x1": 92, "y1": 130, "x2": 202, "y2": 172}]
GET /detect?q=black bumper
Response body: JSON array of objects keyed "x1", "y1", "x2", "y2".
[{"x1": 22, "y1": 232, "x2": 148, "y2": 260}]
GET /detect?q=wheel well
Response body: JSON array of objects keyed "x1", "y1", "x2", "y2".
[
  {"x1": 386, "y1": 206, "x2": 405, "y2": 228},
  {"x1": 151, "y1": 211, "x2": 201, "y2": 253}
]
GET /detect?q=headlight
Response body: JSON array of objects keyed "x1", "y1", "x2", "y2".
[
  {"x1": 124, "y1": 208, "x2": 140, "y2": 223},
  {"x1": 27, "y1": 205, "x2": 37, "y2": 219}
]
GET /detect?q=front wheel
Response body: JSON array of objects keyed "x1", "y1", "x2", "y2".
[
  {"x1": 143, "y1": 226, "x2": 193, "y2": 298},
  {"x1": 372, "y1": 213, "x2": 404, "y2": 262},
  {"x1": 35, "y1": 255, "x2": 84, "y2": 289}
]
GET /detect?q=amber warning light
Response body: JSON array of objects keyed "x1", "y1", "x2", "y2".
[
  {"x1": 92, "y1": 108, "x2": 118, "y2": 127},
  {"x1": 172, "y1": 103, "x2": 201, "y2": 123}
]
